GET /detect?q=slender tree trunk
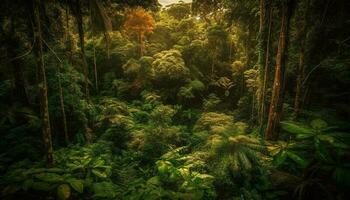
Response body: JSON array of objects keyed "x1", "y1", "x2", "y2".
[
  {"x1": 70, "y1": 0, "x2": 93, "y2": 144},
  {"x1": 74, "y1": 0, "x2": 89, "y2": 98},
  {"x1": 293, "y1": 0, "x2": 309, "y2": 119},
  {"x1": 259, "y1": 5, "x2": 273, "y2": 132},
  {"x1": 257, "y1": 0, "x2": 266, "y2": 122},
  {"x1": 65, "y1": 3, "x2": 73, "y2": 62},
  {"x1": 265, "y1": 0, "x2": 293, "y2": 140},
  {"x1": 33, "y1": 0, "x2": 54, "y2": 165},
  {"x1": 293, "y1": 43, "x2": 305, "y2": 119},
  {"x1": 93, "y1": 38, "x2": 98, "y2": 93},
  {"x1": 57, "y1": 64, "x2": 69, "y2": 145}
]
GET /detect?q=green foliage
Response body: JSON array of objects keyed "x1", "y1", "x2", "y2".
[
  {"x1": 122, "y1": 58, "x2": 141, "y2": 78},
  {"x1": 202, "y1": 94, "x2": 222, "y2": 111},
  {"x1": 1, "y1": 0, "x2": 350, "y2": 199},
  {"x1": 54, "y1": 141, "x2": 113, "y2": 180},
  {"x1": 149, "y1": 49, "x2": 189, "y2": 81},
  {"x1": 194, "y1": 112, "x2": 234, "y2": 134},
  {"x1": 0, "y1": 163, "x2": 82, "y2": 199},
  {"x1": 268, "y1": 141, "x2": 308, "y2": 168},
  {"x1": 165, "y1": 2, "x2": 191, "y2": 20},
  {"x1": 124, "y1": 147, "x2": 216, "y2": 200},
  {"x1": 57, "y1": 184, "x2": 71, "y2": 200},
  {"x1": 178, "y1": 80, "x2": 205, "y2": 100},
  {"x1": 206, "y1": 134, "x2": 268, "y2": 178},
  {"x1": 215, "y1": 77, "x2": 234, "y2": 96},
  {"x1": 93, "y1": 181, "x2": 118, "y2": 199},
  {"x1": 280, "y1": 119, "x2": 349, "y2": 159},
  {"x1": 149, "y1": 105, "x2": 176, "y2": 126}
]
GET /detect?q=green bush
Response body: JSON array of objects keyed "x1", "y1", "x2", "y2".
[{"x1": 149, "y1": 49, "x2": 189, "y2": 82}]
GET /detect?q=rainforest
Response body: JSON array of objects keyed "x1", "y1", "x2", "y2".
[{"x1": 0, "y1": 0, "x2": 350, "y2": 199}]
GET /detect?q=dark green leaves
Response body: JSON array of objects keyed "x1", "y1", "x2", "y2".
[{"x1": 280, "y1": 121, "x2": 313, "y2": 135}]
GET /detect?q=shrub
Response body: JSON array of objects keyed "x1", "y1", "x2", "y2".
[
  {"x1": 194, "y1": 112, "x2": 234, "y2": 135},
  {"x1": 149, "y1": 49, "x2": 189, "y2": 82}
]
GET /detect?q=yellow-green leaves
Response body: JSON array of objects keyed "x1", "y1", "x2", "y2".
[
  {"x1": 57, "y1": 184, "x2": 71, "y2": 200},
  {"x1": 67, "y1": 178, "x2": 84, "y2": 193}
]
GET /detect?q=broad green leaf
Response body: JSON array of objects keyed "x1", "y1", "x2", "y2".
[
  {"x1": 67, "y1": 178, "x2": 84, "y2": 193},
  {"x1": 318, "y1": 135, "x2": 335, "y2": 144},
  {"x1": 66, "y1": 163, "x2": 83, "y2": 171},
  {"x1": 147, "y1": 176, "x2": 160, "y2": 186},
  {"x1": 92, "y1": 159, "x2": 105, "y2": 168},
  {"x1": 92, "y1": 169, "x2": 108, "y2": 178},
  {"x1": 34, "y1": 173, "x2": 63, "y2": 183},
  {"x1": 194, "y1": 174, "x2": 214, "y2": 181},
  {"x1": 275, "y1": 151, "x2": 287, "y2": 167},
  {"x1": 280, "y1": 121, "x2": 314, "y2": 135},
  {"x1": 286, "y1": 152, "x2": 308, "y2": 168},
  {"x1": 296, "y1": 133, "x2": 314, "y2": 139},
  {"x1": 57, "y1": 184, "x2": 71, "y2": 200},
  {"x1": 24, "y1": 168, "x2": 64, "y2": 175}
]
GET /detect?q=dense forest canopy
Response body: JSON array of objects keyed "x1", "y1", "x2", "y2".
[{"x1": 0, "y1": 0, "x2": 350, "y2": 199}]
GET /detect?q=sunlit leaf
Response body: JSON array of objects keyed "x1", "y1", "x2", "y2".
[
  {"x1": 67, "y1": 178, "x2": 84, "y2": 193},
  {"x1": 92, "y1": 169, "x2": 108, "y2": 178},
  {"x1": 57, "y1": 184, "x2": 71, "y2": 200}
]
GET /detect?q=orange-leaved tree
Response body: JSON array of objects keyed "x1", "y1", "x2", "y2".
[{"x1": 124, "y1": 7, "x2": 155, "y2": 57}]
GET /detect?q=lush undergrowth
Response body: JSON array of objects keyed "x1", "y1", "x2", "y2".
[{"x1": 1, "y1": 95, "x2": 349, "y2": 199}]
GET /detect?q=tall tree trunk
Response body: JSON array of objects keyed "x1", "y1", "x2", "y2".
[
  {"x1": 259, "y1": 5, "x2": 273, "y2": 132},
  {"x1": 73, "y1": 0, "x2": 89, "y2": 98},
  {"x1": 293, "y1": 42, "x2": 305, "y2": 119},
  {"x1": 265, "y1": 0, "x2": 294, "y2": 140},
  {"x1": 93, "y1": 38, "x2": 98, "y2": 93},
  {"x1": 293, "y1": 0, "x2": 309, "y2": 119},
  {"x1": 33, "y1": 0, "x2": 54, "y2": 165},
  {"x1": 65, "y1": 3, "x2": 73, "y2": 62},
  {"x1": 257, "y1": 0, "x2": 267, "y2": 125},
  {"x1": 57, "y1": 64, "x2": 69, "y2": 145}
]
